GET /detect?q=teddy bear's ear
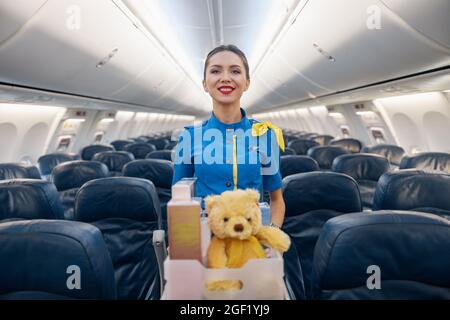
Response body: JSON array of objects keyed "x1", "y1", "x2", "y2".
[
  {"x1": 244, "y1": 189, "x2": 260, "y2": 204},
  {"x1": 204, "y1": 195, "x2": 218, "y2": 212}
]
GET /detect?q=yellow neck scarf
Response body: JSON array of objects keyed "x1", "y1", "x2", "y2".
[{"x1": 251, "y1": 121, "x2": 285, "y2": 151}]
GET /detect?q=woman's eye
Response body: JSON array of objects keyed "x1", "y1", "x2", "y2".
[
  {"x1": 232, "y1": 70, "x2": 241, "y2": 74},
  {"x1": 224, "y1": 218, "x2": 229, "y2": 222},
  {"x1": 210, "y1": 69, "x2": 219, "y2": 74}
]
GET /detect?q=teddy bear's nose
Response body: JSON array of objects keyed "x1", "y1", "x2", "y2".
[{"x1": 234, "y1": 224, "x2": 244, "y2": 232}]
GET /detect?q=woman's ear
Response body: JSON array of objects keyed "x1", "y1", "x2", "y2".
[
  {"x1": 243, "y1": 78, "x2": 250, "y2": 92},
  {"x1": 203, "y1": 79, "x2": 209, "y2": 93}
]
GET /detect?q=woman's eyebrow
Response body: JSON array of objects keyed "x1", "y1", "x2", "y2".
[{"x1": 209, "y1": 64, "x2": 242, "y2": 68}]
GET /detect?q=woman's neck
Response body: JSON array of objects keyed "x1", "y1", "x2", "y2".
[{"x1": 212, "y1": 102, "x2": 242, "y2": 124}]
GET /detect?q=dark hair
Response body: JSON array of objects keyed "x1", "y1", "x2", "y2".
[{"x1": 203, "y1": 44, "x2": 250, "y2": 81}]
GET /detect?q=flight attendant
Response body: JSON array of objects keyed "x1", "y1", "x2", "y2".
[{"x1": 173, "y1": 45, "x2": 285, "y2": 228}]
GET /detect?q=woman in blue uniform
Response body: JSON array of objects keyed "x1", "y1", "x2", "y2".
[{"x1": 172, "y1": 45, "x2": 285, "y2": 228}]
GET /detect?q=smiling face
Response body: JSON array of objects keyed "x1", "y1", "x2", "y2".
[{"x1": 203, "y1": 51, "x2": 250, "y2": 107}]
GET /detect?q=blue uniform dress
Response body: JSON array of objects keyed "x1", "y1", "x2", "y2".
[{"x1": 172, "y1": 108, "x2": 282, "y2": 202}]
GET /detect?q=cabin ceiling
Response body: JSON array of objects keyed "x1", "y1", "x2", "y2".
[{"x1": 0, "y1": 0, "x2": 449, "y2": 116}]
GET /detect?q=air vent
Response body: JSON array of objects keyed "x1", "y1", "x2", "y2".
[
  {"x1": 96, "y1": 48, "x2": 119, "y2": 68},
  {"x1": 312, "y1": 43, "x2": 336, "y2": 62}
]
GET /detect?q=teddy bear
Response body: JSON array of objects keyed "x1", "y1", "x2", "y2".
[{"x1": 204, "y1": 188, "x2": 291, "y2": 291}]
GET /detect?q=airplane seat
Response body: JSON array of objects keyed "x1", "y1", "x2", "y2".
[
  {"x1": 311, "y1": 211, "x2": 450, "y2": 299},
  {"x1": 282, "y1": 172, "x2": 362, "y2": 299},
  {"x1": 329, "y1": 138, "x2": 363, "y2": 153},
  {"x1": 280, "y1": 155, "x2": 319, "y2": 178},
  {"x1": 110, "y1": 139, "x2": 134, "y2": 151},
  {"x1": 123, "y1": 142, "x2": 157, "y2": 159},
  {"x1": 37, "y1": 153, "x2": 80, "y2": 180},
  {"x1": 92, "y1": 151, "x2": 135, "y2": 176},
  {"x1": 332, "y1": 154, "x2": 390, "y2": 209},
  {"x1": 312, "y1": 135, "x2": 334, "y2": 146},
  {"x1": 147, "y1": 138, "x2": 170, "y2": 150},
  {"x1": 281, "y1": 147, "x2": 296, "y2": 156},
  {"x1": 74, "y1": 177, "x2": 162, "y2": 300},
  {"x1": 373, "y1": 170, "x2": 450, "y2": 219},
  {"x1": 0, "y1": 163, "x2": 42, "y2": 180},
  {"x1": 0, "y1": 219, "x2": 116, "y2": 300},
  {"x1": 287, "y1": 139, "x2": 319, "y2": 155},
  {"x1": 307, "y1": 146, "x2": 349, "y2": 171},
  {"x1": 0, "y1": 179, "x2": 64, "y2": 221},
  {"x1": 146, "y1": 150, "x2": 173, "y2": 162},
  {"x1": 299, "y1": 133, "x2": 317, "y2": 140},
  {"x1": 399, "y1": 152, "x2": 450, "y2": 173},
  {"x1": 164, "y1": 141, "x2": 178, "y2": 150},
  {"x1": 51, "y1": 161, "x2": 109, "y2": 220},
  {"x1": 361, "y1": 144, "x2": 405, "y2": 167},
  {"x1": 80, "y1": 144, "x2": 115, "y2": 161},
  {"x1": 122, "y1": 159, "x2": 173, "y2": 224}
]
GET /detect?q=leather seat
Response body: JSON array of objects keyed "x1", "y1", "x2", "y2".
[
  {"x1": 280, "y1": 155, "x2": 319, "y2": 178},
  {"x1": 281, "y1": 147, "x2": 296, "y2": 156},
  {"x1": 92, "y1": 151, "x2": 135, "y2": 176},
  {"x1": 146, "y1": 150, "x2": 173, "y2": 161},
  {"x1": 312, "y1": 135, "x2": 334, "y2": 146},
  {"x1": 332, "y1": 154, "x2": 390, "y2": 209},
  {"x1": 51, "y1": 161, "x2": 109, "y2": 220},
  {"x1": 0, "y1": 163, "x2": 41, "y2": 180},
  {"x1": 282, "y1": 172, "x2": 362, "y2": 298},
  {"x1": 123, "y1": 159, "x2": 173, "y2": 223},
  {"x1": 399, "y1": 152, "x2": 450, "y2": 173},
  {"x1": 361, "y1": 144, "x2": 405, "y2": 166},
  {"x1": 0, "y1": 179, "x2": 64, "y2": 221},
  {"x1": 287, "y1": 139, "x2": 319, "y2": 155},
  {"x1": 311, "y1": 211, "x2": 450, "y2": 299},
  {"x1": 124, "y1": 142, "x2": 157, "y2": 159},
  {"x1": 74, "y1": 177, "x2": 162, "y2": 299},
  {"x1": 373, "y1": 170, "x2": 450, "y2": 219},
  {"x1": 329, "y1": 138, "x2": 363, "y2": 153},
  {"x1": 110, "y1": 140, "x2": 134, "y2": 151},
  {"x1": 307, "y1": 146, "x2": 349, "y2": 170},
  {"x1": 37, "y1": 153, "x2": 80, "y2": 180},
  {"x1": 80, "y1": 144, "x2": 115, "y2": 161},
  {"x1": 147, "y1": 138, "x2": 170, "y2": 150},
  {"x1": 0, "y1": 219, "x2": 116, "y2": 299}
]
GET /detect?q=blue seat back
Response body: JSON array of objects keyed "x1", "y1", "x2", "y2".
[
  {"x1": 37, "y1": 153, "x2": 80, "y2": 178},
  {"x1": 287, "y1": 139, "x2": 319, "y2": 155},
  {"x1": 280, "y1": 155, "x2": 319, "y2": 178},
  {"x1": 110, "y1": 140, "x2": 134, "y2": 151},
  {"x1": 0, "y1": 219, "x2": 116, "y2": 299},
  {"x1": 0, "y1": 163, "x2": 41, "y2": 180},
  {"x1": 311, "y1": 211, "x2": 450, "y2": 299},
  {"x1": 362, "y1": 144, "x2": 405, "y2": 166},
  {"x1": 146, "y1": 150, "x2": 173, "y2": 161},
  {"x1": 124, "y1": 142, "x2": 157, "y2": 159},
  {"x1": 74, "y1": 177, "x2": 162, "y2": 299},
  {"x1": 373, "y1": 170, "x2": 450, "y2": 218},
  {"x1": 282, "y1": 172, "x2": 362, "y2": 298},
  {"x1": 92, "y1": 151, "x2": 135, "y2": 175},
  {"x1": 329, "y1": 138, "x2": 363, "y2": 153},
  {"x1": 307, "y1": 146, "x2": 349, "y2": 170},
  {"x1": 399, "y1": 152, "x2": 450, "y2": 173},
  {"x1": 0, "y1": 179, "x2": 64, "y2": 221},
  {"x1": 80, "y1": 144, "x2": 114, "y2": 161}
]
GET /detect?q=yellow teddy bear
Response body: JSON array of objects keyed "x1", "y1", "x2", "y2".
[{"x1": 204, "y1": 189, "x2": 291, "y2": 291}]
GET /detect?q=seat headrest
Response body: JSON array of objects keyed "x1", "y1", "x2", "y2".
[
  {"x1": 332, "y1": 153, "x2": 389, "y2": 181},
  {"x1": 123, "y1": 159, "x2": 174, "y2": 189},
  {"x1": 287, "y1": 139, "x2": 319, "y2": 155},
  {"x1": 373, "y1": 170, "x2": 450, "y2": 213},
  {"x1": 399, "y1": 152, "x2": 450, "y2": 173},
  {"x1": 281, "y1": 147, "x2": 296, "y2": 156},
  {"x1": 124, "y1": 142, "x2": 157, "y2": 159},
  {"x1": 75, "y1": 177, "x2": 161, "y2": 223},
  {"x1": 92, "y1": 151, "x2": 135, "y2": 172},
  {"x1": 329, "y1": 138, "x2": 363, "y2": 153},
  {"x1": 147, "y1": 138, "x2": 170, "y2": 150},
  {"x1": 80, "y1": 144, "x2": 115, "y2": 161},
  {"x1": 37, "y1": 153, "x2": 78, "y2": 175},
  {"x1": 307, "y1": 146, "x2": 349, "y2": 169},
  {"x1": 0, "y1": 220, "x2": 116, "y2": 299},
  {"x1": 0, "y1": 163, "x2": 41, "y2": 180},
  {"x1": 280, "y1": 155, "x2": 319, "y2": 178},
  {"x1": 0, "y1": 179, "x2": 64, "y2": 220},
  {"x1": 146, "y1": 150, "x2": 174, "y2": 161},
  {"x1": 362, "y1": 144, "x2": 405, "y2": 165},
  {"x1": 282, "y1": 172, "x2": 362, "y2": 217},
  {"x1": 110, "y1": 140, "x2": 134, "y2": 151},
  {"x1": 312, "y1": 135, "x2": 334, "y2": 146},
  {"x1": 51, "y1": 160, "x2": 109, "y2": 191},
  {"x1": 312, "y1": 211, "x2": 450, "y2": 299}
]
